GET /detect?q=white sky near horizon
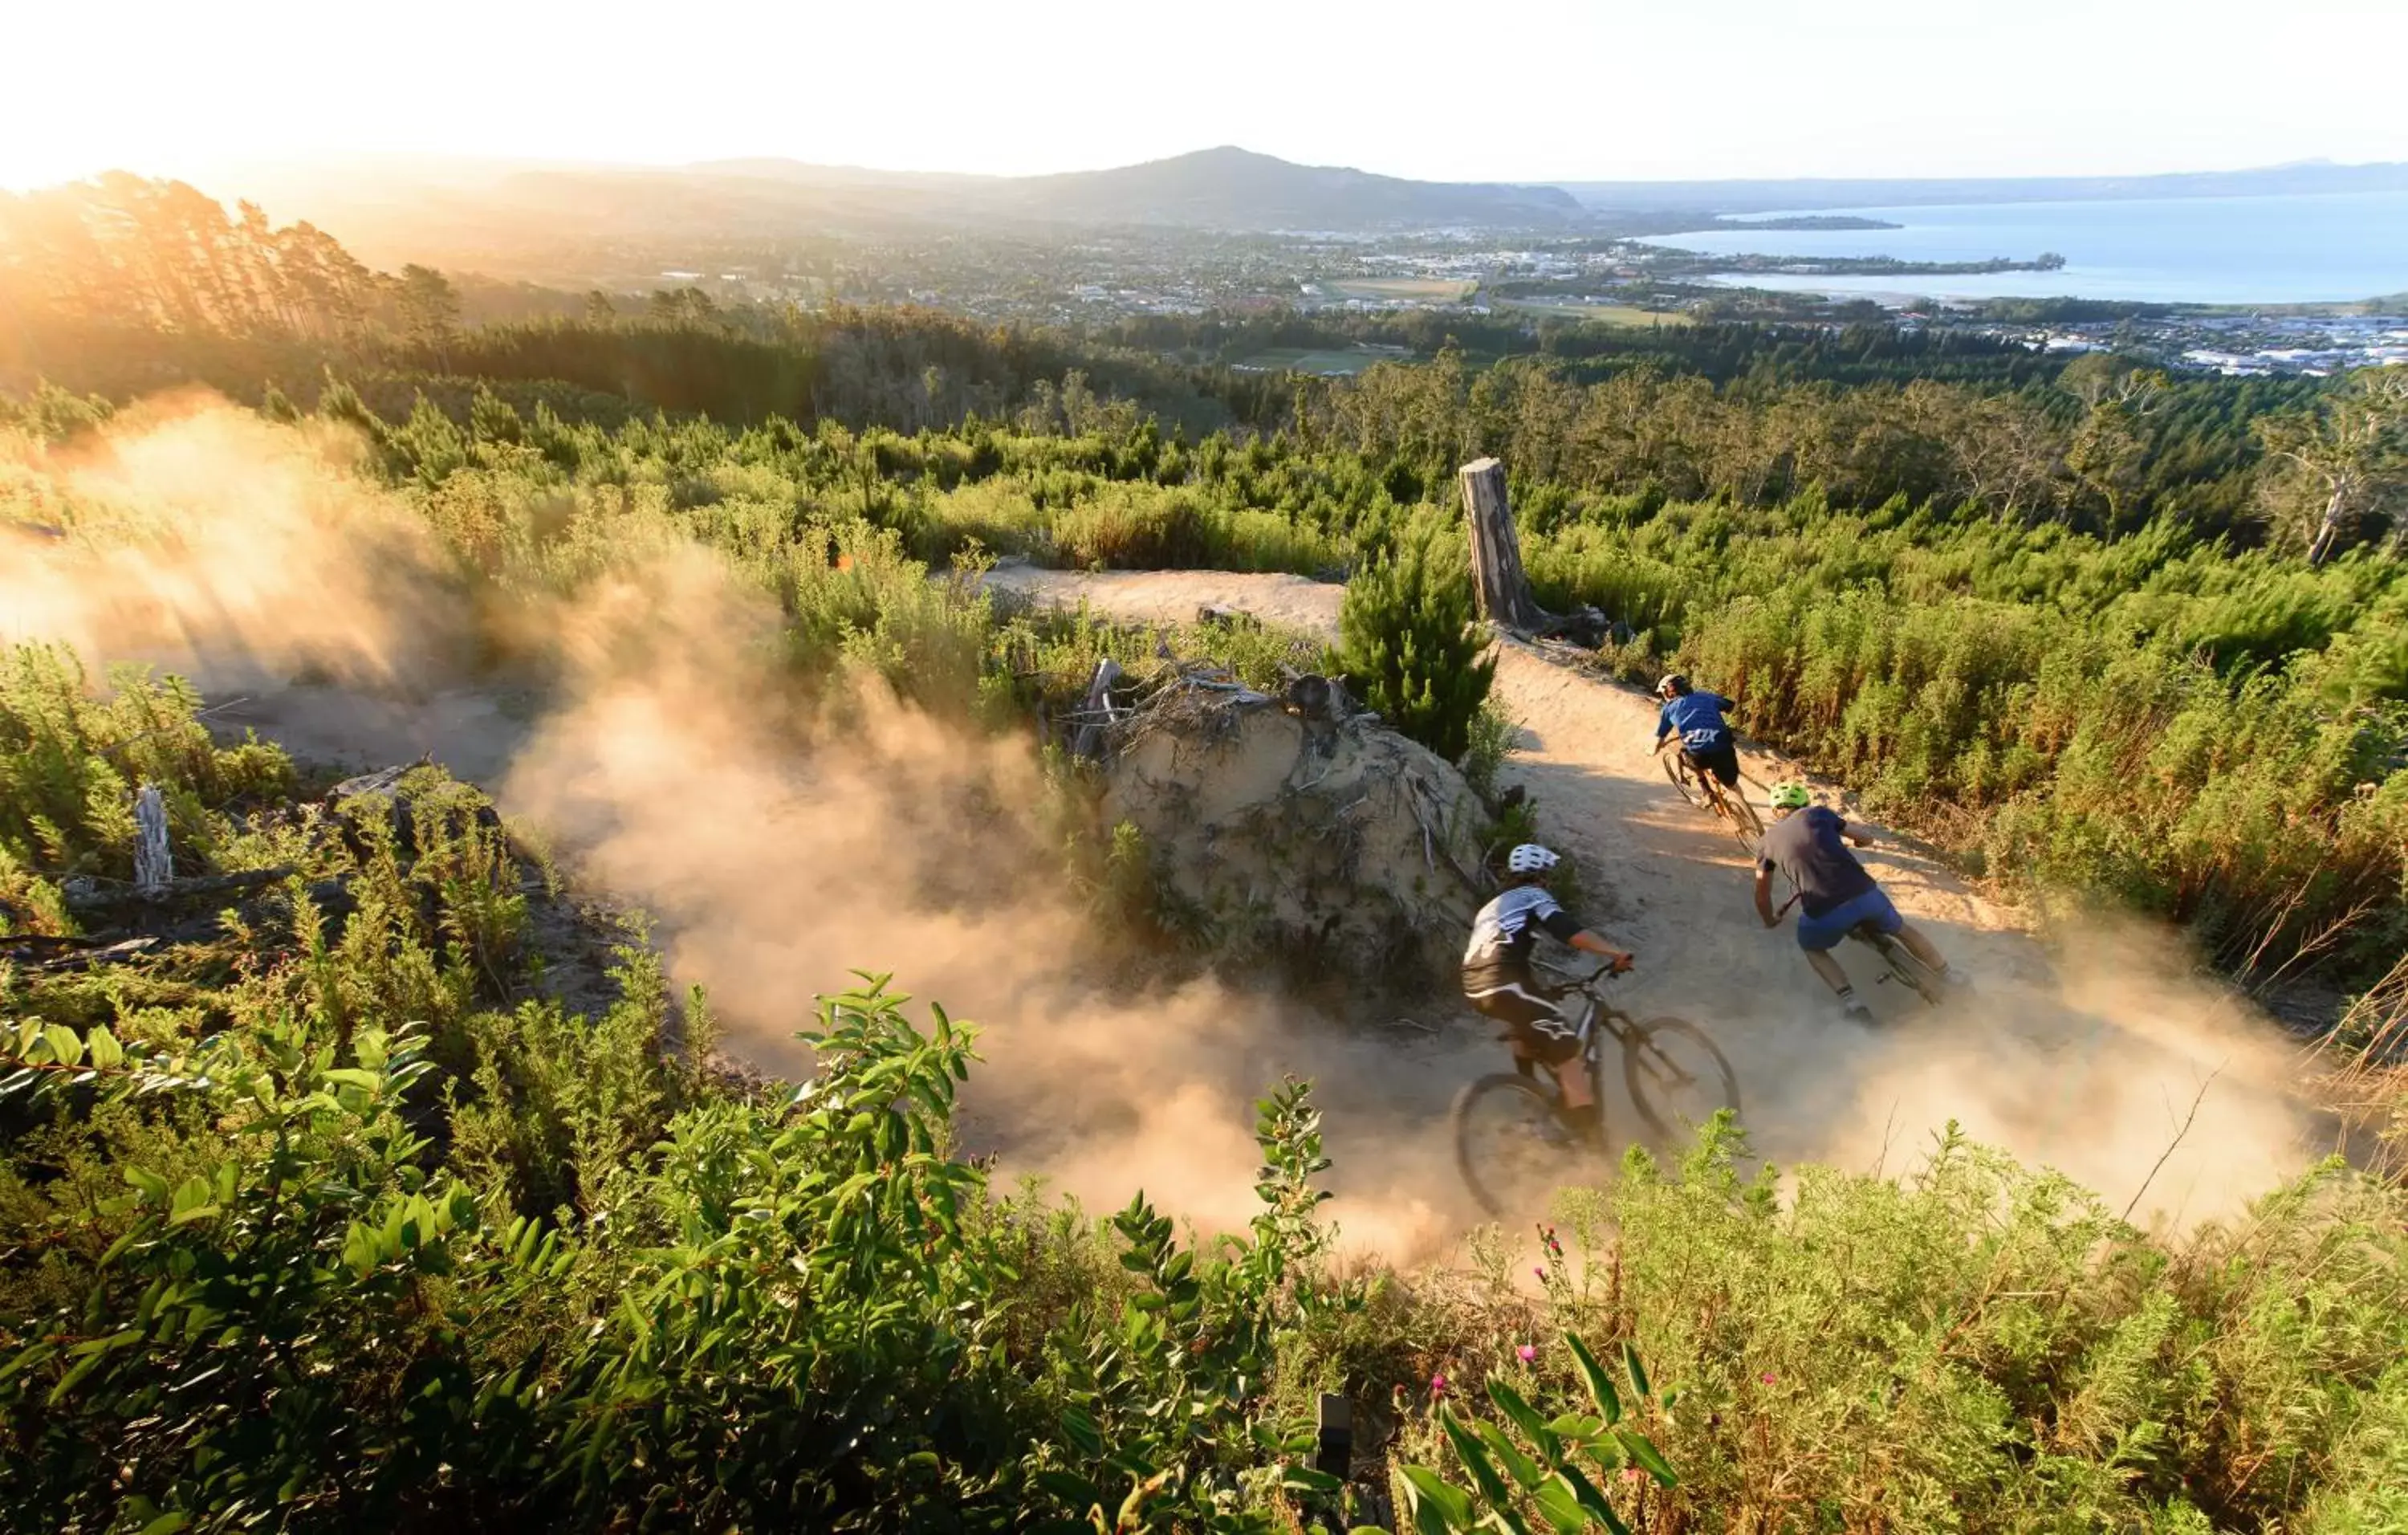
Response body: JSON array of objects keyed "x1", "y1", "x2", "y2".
[{"x1": 4, "y1": 0, "x2": 2405, "y2": 193}]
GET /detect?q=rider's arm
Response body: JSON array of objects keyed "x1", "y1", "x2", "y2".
[
  {"x1": 1540, "y1": 904, "x2": 1634, "y2": 970},
  {"x1": 1568, "y1": 930, "x2": 1636, "y2": 971},
  {"x1": 1753, "y1": 864, "x2": 1780, "y2": 928}
]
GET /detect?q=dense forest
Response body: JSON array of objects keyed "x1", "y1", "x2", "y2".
[{"x1": 5, "y1": 175, "x2": 2408, "y2": 1532}]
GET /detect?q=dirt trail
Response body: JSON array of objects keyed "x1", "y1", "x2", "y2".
[{"x1": 984, "y1": 564, "x2": 2333, "y2": 1224}]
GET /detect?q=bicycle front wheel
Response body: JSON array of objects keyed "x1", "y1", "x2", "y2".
[
  {"x1": 1662, "y1": 752, "x2": 1706, "y2": 810},
  {"x1": 1623, "y1": 1017, "x2": 1741, "y2": 1142},
  {"x1": 1452, "y1": 1073, "x2": 1580, "y2": 1219}
]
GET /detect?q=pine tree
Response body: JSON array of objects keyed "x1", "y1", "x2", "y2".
[{"x1": 1336, "y1": 524, "x2": 1495, "y2": 763}]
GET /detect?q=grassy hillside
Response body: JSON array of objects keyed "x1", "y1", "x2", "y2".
[
  {"x1": 5, "y1": 184, "x2": 2407, "y2": 1524},
  {"x1": 2, "y1": 411, "x2": 2404, "y2": 1528}
]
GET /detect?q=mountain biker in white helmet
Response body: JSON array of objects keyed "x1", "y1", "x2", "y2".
[
  {"x1": 1753, "y1": 782, "x2": 1963, "y2": 1020},
  {"x1": 1462, "y1": 842, "x2": 1635, "y2": 1145},
  {"x1": 1649, "y1": 673, "x2": 1743, "y2": 797}
]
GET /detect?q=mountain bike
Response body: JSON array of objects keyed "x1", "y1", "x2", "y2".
[
  {"x1": 1451, "y1": 963, "x2": 1739, "y2": 1219},
  {"x1": 1662, "y1": 747, "x2": 1764, "y2": 849}
]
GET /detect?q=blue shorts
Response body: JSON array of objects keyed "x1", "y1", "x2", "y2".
[{"x1": 1796, "y1": 888, "x2": 1902, "y2": 953}]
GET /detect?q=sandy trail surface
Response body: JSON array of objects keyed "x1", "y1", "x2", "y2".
[{"x1": 982, "y1": 564, "x2": 2334, "y2": 1228}]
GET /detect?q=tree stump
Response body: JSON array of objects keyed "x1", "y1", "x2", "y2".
[
  {"x1": 133, "y1": 784, "x2": 172, "y2": 894},
  {"x1": 1458, "y1": 458, "x2": 1545, "y2": 633}
]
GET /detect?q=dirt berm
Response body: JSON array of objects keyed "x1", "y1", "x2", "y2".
[{"x1": 1100, "y1": 674, "x2": 1491, "y2": 991}]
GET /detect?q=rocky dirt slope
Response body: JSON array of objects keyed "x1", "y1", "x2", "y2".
[{"x1": 982, "y1": 564, "x2": 2333, "y2": 1228}]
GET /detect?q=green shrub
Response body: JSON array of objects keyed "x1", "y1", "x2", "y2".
[{"x1": 1336, "y1": 523, "x2": 1496, "y2": 761}]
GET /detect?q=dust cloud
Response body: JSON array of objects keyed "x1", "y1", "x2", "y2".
[
  {"x1": 493, "y1": 545, "x2": 1474, "y2": 1256},
  {"x1": 2, "y1": 397, "x2": 2333, "y2": 1259},
  {"x1": 1, "y1": 398, "x2": 1474, "y2": 1258},
  {"x1": 1, "y1": 397, "x2": 465, "y2": 693}
]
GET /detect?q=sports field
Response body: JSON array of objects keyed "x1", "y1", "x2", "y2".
[
  {"x1": 1322, "y1": 277, "x2": 1479, "y2": 303},
  {"x1": 1495, "y1": 298, "x2": 1692, "y2": 327},
  {"x1": 1231, "y1": 348, "x2": 1394, "y2": 376}
]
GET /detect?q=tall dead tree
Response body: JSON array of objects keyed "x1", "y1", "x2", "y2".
[{"x1": 1458, "y1": 458, "x2": 1546, "y2": 632}]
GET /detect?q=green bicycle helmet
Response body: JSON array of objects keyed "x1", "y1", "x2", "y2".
[{"x1": 1769, "y1": 782, "x2": 1812, "y2": 810}]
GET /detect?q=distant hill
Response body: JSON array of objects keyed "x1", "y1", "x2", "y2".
[
  {"x1": 1556, "y1": 159, "x2": 2408, "y2": 215},
  {"x1": 195, "y1": 145, "x2": 1584, "y2": 268},
  {"x1": 996, "y1": 146, "x2": 1580, "y2": 228}
]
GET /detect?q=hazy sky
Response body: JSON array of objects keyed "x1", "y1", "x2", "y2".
[{"x1": 7, "y1": 0, "x2": 2406, "y2": 191}]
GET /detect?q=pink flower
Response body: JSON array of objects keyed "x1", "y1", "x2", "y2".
[
  {"x1": 1534, "y1": 1265, "x2": 1548, "y2": 1281},
  {"x1": 1759, "y1": 1371, "x2": 1777, "y2": 1385},
  {"x1": 1516, "y1": 1344, "x2": 1538, "y2": 1365},
  {"x1": 1621, "y1": 1467, "x2": 1645, "y2": 1484},
  {"x1": 1430, "y1": 1373, "x2": 1447, "y2": 1399}
]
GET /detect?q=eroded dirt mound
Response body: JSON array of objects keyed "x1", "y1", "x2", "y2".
[{"x1": 1103, "y1": 674, "x2": 1491, "y2": 991}]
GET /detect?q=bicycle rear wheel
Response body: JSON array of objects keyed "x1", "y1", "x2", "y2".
[
  {"x1": 1622, "y1": 1017, "x2": 1741, "y2": 1142},
  {"x1": 1662, "y1": 752, "x2": 1707, "y2": 811},
  {"x1": 1725, "y1": 788, "x2": 1765, "y2": 847},
  {"x1": 1452, "y1": 1073, "x2": 1580, "y2": 1219},
  {"x1": 1865, "y1": 930, "x2": 1946, "y2": 1007}
]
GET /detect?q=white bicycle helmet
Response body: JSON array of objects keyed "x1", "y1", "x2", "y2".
[{"x1": 1506, "y1": 843, "x2": 1560, "y2": 876}]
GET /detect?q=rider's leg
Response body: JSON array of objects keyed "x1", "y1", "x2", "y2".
[
  {"x1": 1552, "y1": 1057, "x2": 1595, "y2": 1110},
  {"x1": 1527, "y1": 994, "x2": 1600, "y2": 1143},
  {"x1": 1804, "y1": 948, "x2": 1853, "y2": 995},
  {"x1": 1895, "y1": 919, "x2": 1950, "y2": 973},
  {"x1": 1795, "y1": 900, "x2": 1873, "y2": 1018},
  {"x1": 1476, "y1": 987, "x2": 1598, "y2": 1129}
]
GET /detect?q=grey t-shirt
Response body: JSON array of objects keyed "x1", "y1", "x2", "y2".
[{"x1": 1758, "y1": 806, "x2": 1877, "y2": 919}]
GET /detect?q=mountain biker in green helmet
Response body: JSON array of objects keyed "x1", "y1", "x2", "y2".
[
  {"x1": 1462, "y1": 842, "x2": 1635, "y2": 1145},
  {"x1": 1753, "y1": 781, "x2": 1964, "y2": 1020}
]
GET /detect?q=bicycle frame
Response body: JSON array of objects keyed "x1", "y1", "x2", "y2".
[{"x1": 1541, "y1": 967, "x2": 1637, "y2": 1085}]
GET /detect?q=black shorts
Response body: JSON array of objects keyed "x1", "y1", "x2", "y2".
[
  {"x1": 1682, "y1": 738, "x2": 1739, "y2": 789},
  {"x1": 1464, "y1": 980, "x2": 1581, "y2": 1066}
]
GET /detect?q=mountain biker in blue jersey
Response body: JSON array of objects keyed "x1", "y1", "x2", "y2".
[
  {"x1": 1649, "y1": 674, "x2": 1741, "y2": 794},
  {"x1": 1753, "y1": 782, "x2": 1964, "y2": 1020},
  {"x1": 1462, "y1": 843, "x2": 1635, "y2": 1146}
]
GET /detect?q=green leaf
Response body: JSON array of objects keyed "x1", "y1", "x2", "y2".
[
  {"x1": 1487, "y1": 1377, "x2": 1555, "y2": 1456},
  {"x1": 0, "y1": 1342, "x2": 59, "y2": 1386},
  {"x1": 1528, "y1": 1476, "x2": 1589, "y2": 1535},
  {"x1": 1473, "y1": 1418, "x2": 1545, "y2": 1491},
  {"x1": 139, "y1": 1515, "x2": 191, "y2": 1535},
  {"x1": 87, "y1": 1027, "x2": 124, "y2": 1070},
  {"x1": 1438, "y1": 1407, "x2": 1521, "y2": 1523},
  {"x1": 1566, "y1": 1333, "x2": 1621, "y2": 1423},
  {"x1": 1544, "y1": 1411, "x2": 1603, "y2": 1443},
  {"x1": 47, "y1": 1349, "x2": 109, "y2": 1405},
  {"x1": 42, "y1": 1024, "x2": 84, "y2": 1068},
  {"x1": 1615, "y1": 1428, "x2": 1678, "y2": 1488},
  {"x1": 1034, "y1": 1469, "x2": 1101, "y2": 1513},
  {"x1": 1059, "y1": 1406, "x2": 1104, "y2": 1459},
  {"x1": 1397, "y1": 1465, "x2": 1476, "y2": 1533},
  {"x1": 1621, "y1": 1341, "x2": 1651, "y2": 1402},
  {"x1": 1556, "y1": 1464, "x2": 1630, "y2": 1535},
  {"x1": 1283, "y1": 1466, "x2": 1344, "y2": 1495}
]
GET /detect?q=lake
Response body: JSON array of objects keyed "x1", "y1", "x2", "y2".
[{"x1": 1659, "y1": 190, "x2": 2408, "y2": 305}]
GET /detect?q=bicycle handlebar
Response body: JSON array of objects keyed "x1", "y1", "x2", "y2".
[{"x1": 1538, "y1": 958, "x2": 1633, "y2": 989}]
